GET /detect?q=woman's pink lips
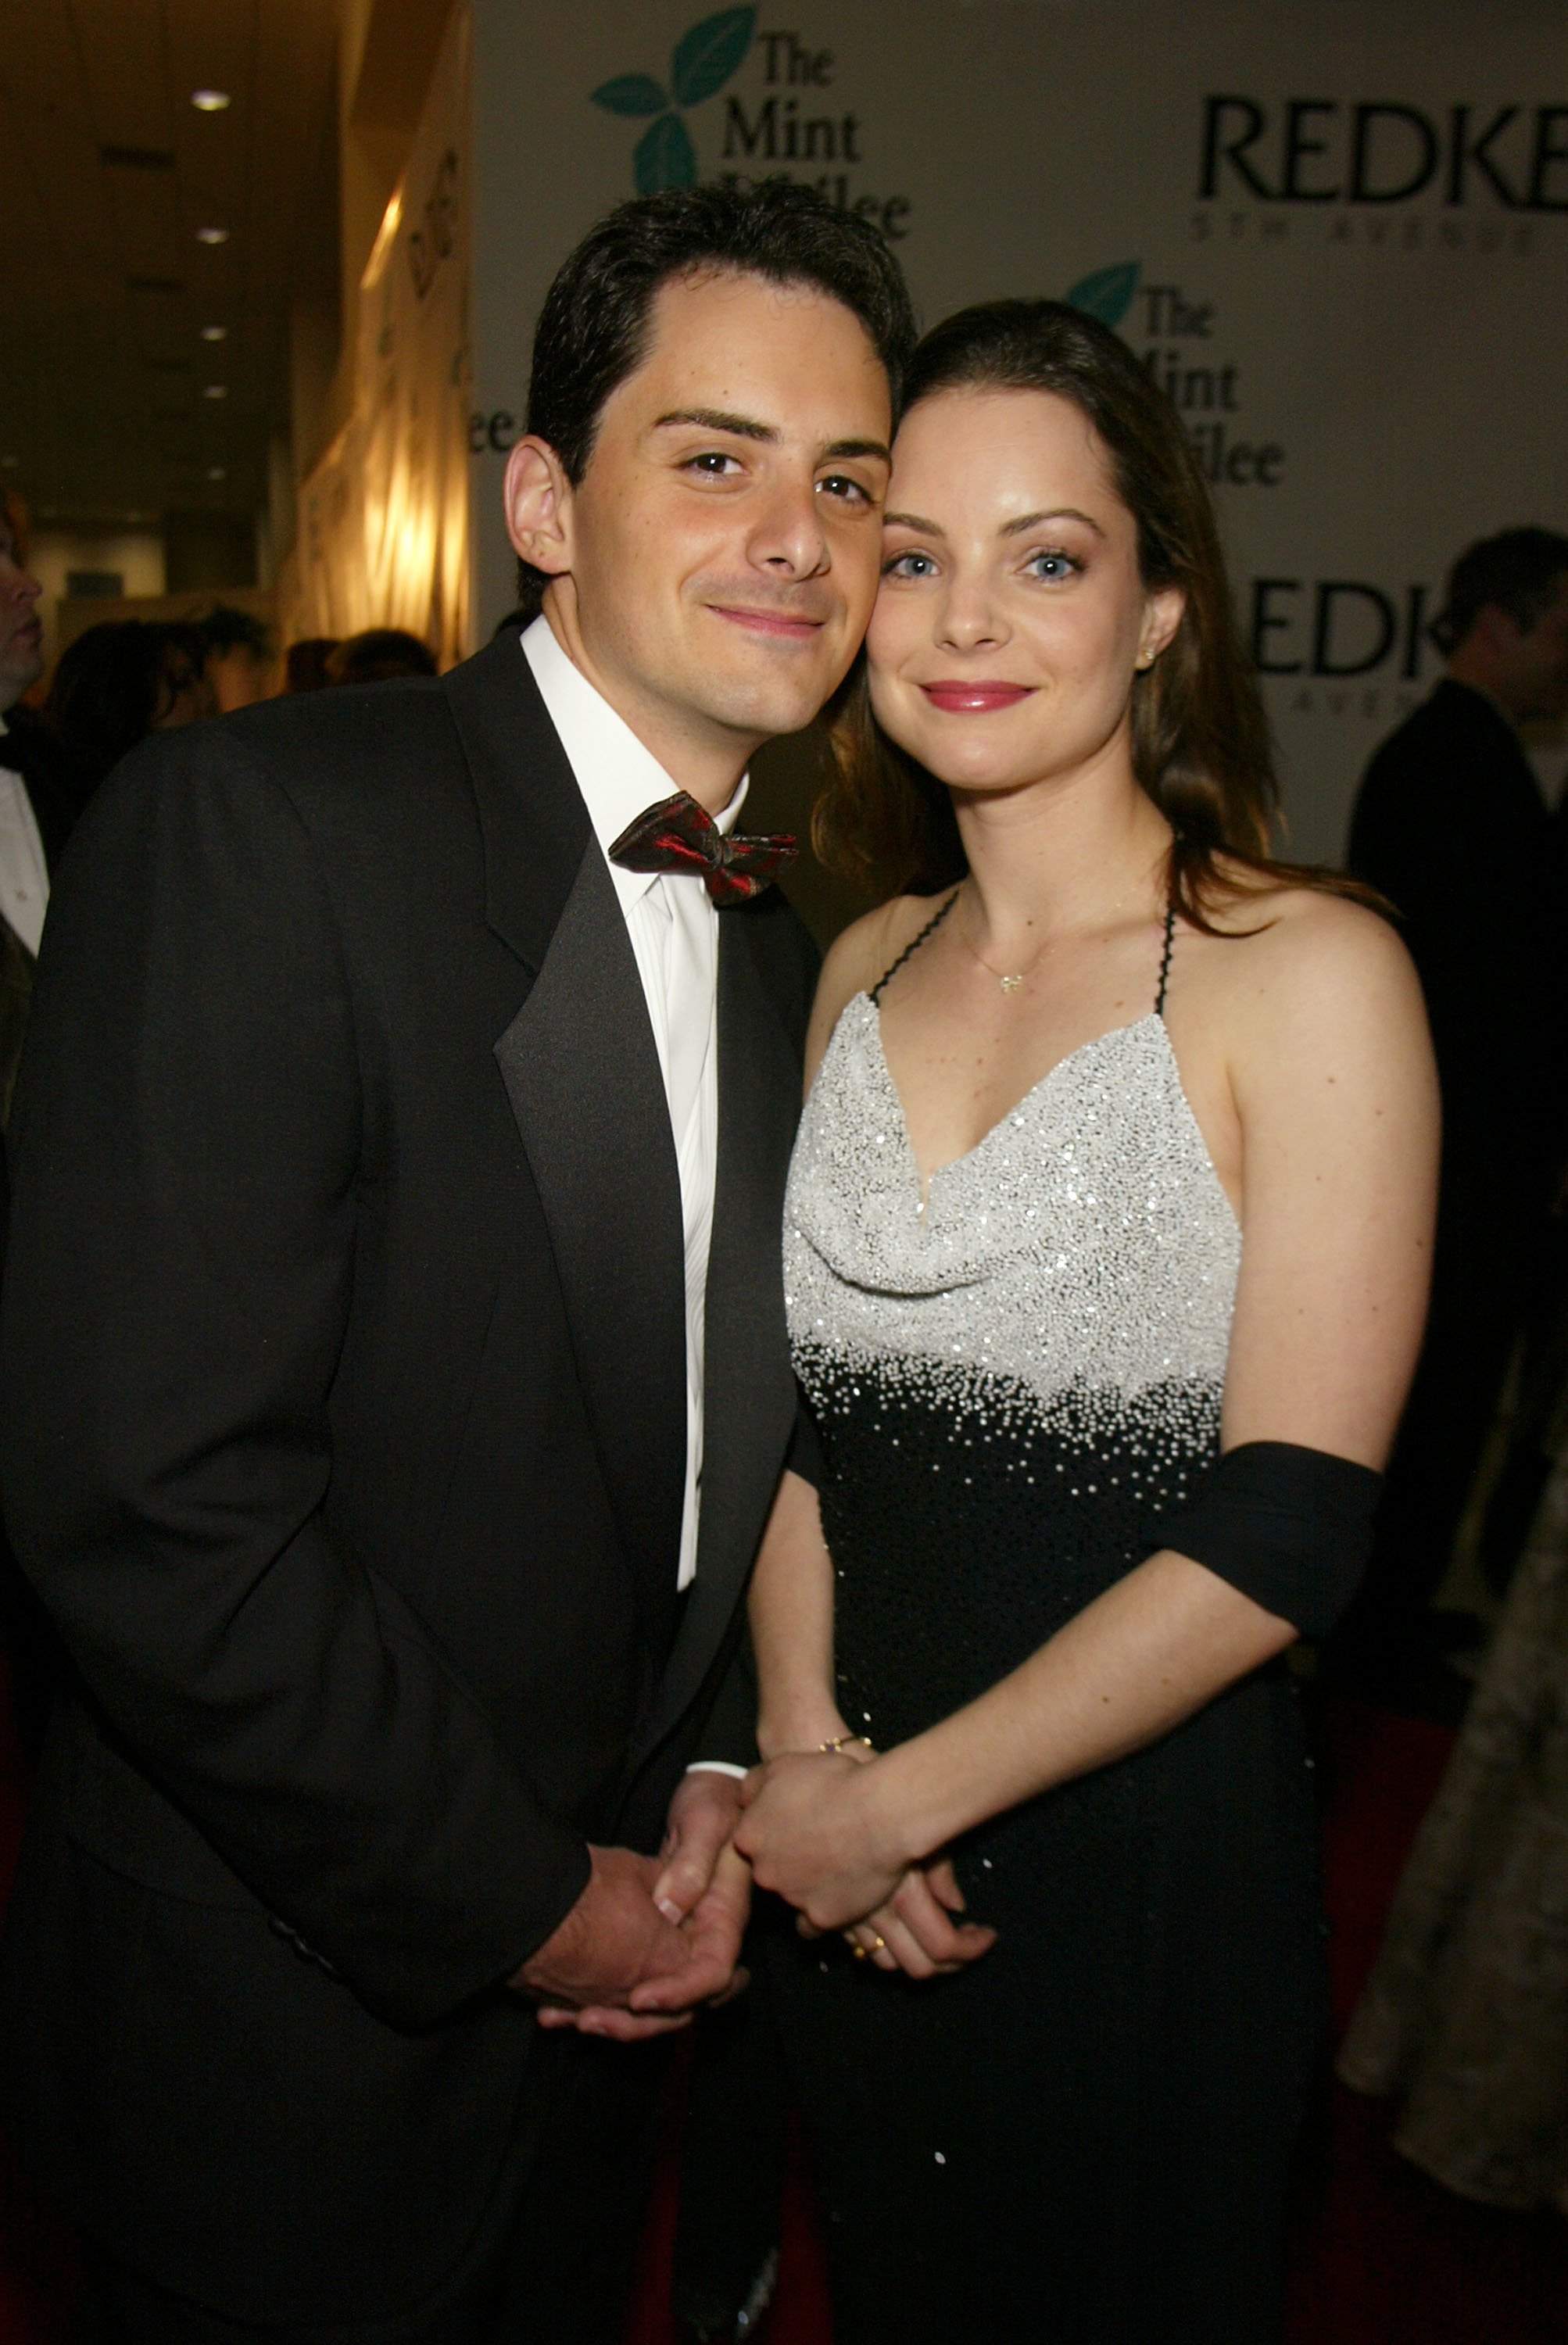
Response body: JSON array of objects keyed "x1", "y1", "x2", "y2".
[{"x1": 918, "y1": 682, "x2": 1034, "y2": 713}]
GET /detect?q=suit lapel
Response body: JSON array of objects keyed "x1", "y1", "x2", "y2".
[
  {"x1": 632, "y1": 902, "x2": 802, "y2": 1766},
  {"x1": 446, "y1": 639, "x2": 689, "y2": 1645}
]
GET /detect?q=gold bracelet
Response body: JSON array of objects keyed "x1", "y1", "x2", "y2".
[{"x1": 818, "y1": 1733, "x2": 874, "y2": 1755}]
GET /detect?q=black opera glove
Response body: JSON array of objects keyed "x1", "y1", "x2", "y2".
[{"x1": 1149, "y1": 1440, "x2": 1382, "y2": 1642}]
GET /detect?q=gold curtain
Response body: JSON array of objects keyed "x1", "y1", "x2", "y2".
[{"x1": 281, "y1": 5, "x2": 471, "y2": 670}]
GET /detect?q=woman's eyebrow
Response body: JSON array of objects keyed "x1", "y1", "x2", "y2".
[
  {"x1": 883, "y1": 510, "x2": 943, "y2": 535},
  {"x1": 1001, "y1": 507, "x2": 1106, "y2": 539}
]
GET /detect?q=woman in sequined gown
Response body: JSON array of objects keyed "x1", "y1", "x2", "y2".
[{"x1": 732, "y1": 303, "x2": 1439, "y2": 2344}]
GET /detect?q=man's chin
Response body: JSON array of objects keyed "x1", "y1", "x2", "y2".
[{"x1": 693, "y1": 660, "x2": 849, "y2": 745}]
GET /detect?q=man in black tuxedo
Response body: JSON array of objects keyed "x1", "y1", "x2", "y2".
[
  {"x1": 1340, "y1": 528, "x2": 1568, "y2": 1685},
  {"x1": 0, "y1": 184, "x2": 913, "y2": 2342}
]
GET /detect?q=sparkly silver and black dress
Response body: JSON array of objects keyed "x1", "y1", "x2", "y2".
[{"x1": 767, "y1": 909, "x2": 1324, "y2": 2345}]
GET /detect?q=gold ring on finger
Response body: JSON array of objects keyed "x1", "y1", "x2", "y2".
[{"x1": 869, "y1": 1933, "x2": 886, "y2": 1951}]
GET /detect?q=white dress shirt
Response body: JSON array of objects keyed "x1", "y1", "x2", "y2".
[
  {"x1": 0, "y1": 717, "x2": 48, "y2": 958},
  {"x1": 522, "y1": 615, "x2": 746, "y2": 1598}
]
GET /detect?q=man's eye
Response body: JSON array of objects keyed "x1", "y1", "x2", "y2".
[
  {"x1": 818, "y1": 473, "x2": 872, "y2": 506},
  {"x1": 685, "y1": 452, "x2": 742, "y2": 478},
  {"x1": 882, "y1": 550, "x2": 937, "y2": 580}
]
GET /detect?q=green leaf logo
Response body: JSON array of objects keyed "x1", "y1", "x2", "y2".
[
  {"x1": 592, "y1": 74, "x2": 670, "y2": 117},
  {"x1": 592, "y1": 7, "x2": 757, "y2": 193},
  {"x1": 635, "y1": 115, "x2": 699, "y2": 194},
  {"x1": 1066, "y1": 261, "x2": 1141, "y2": 330},
  {"x1": 671, "y1": 7, "x2": 757, "y2": 107}
]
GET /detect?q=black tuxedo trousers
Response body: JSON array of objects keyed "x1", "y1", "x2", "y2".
[{"x1": 0, "y1": 635, "x2": 815, "y2": 2330}]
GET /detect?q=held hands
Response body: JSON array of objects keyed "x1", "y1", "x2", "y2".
[
  {"x1": 733, "y1": 1746, "x2": 997, "y2": 1982},
  {"x1": 514, "y1": 1773, "x2": 750, "y2": 2043}
]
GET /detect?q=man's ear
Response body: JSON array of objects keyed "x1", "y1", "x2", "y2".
[{"x1": 504, "y1": 437, "x2": 575, "y2": 584}]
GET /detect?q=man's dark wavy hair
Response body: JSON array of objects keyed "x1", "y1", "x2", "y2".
[
  {"x1": 1435, "y1": 527, "x2": 1568, "y2": 655},
  {"x1": 515, "y1": 180, "x2": 917, "y2": 613}
]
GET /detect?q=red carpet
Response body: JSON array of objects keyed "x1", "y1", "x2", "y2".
[{"x1": 0, "y1": 1668, "x2": 1561, "y2": 2341}]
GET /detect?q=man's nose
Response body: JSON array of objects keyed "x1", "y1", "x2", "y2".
[{"x1": 748, "y1": 473, "x2": 829, "y2": 578}]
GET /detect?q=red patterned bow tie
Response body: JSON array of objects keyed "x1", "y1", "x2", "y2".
[{"x1": 608, "y1": 790, "x2": 798, "y2": 907}]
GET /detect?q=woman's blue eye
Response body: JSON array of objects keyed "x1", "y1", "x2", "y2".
[
  {"x1": 883, "y1": 550, "x2": 937, "y2": 579},
  {"x1": 1027, "y1": 550, "x2": 1078, "y2": 582}
]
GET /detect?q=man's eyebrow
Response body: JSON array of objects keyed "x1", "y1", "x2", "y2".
[
  {"x1": 651, "y1": 413, "x2": 890, "y2": 466},
  {"x1": 653, "y1": 408, "x2": 779, "y2": 442}
]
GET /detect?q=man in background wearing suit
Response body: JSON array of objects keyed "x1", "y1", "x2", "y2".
[
  {"x1": 0, "y1": 491, "x2": 79, "y2": 1767},
  {"x1": 0, "y1": 184, "x2": 914, "y2": 2343},
  {"x1": 0, "y1": 492, "x2": 77, "y2": 1120},
  {"x1": 1341, "y1": 528, "x2": 1568, "y2": 1693}
]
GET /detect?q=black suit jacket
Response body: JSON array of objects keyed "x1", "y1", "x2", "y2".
[
  {"x1": 0, "y1": 705, "x2": 79, "y2": 872},
  {"x1": 0, "y1": 635, "x2": 814, "y2": 2323},
  {"x1": 0, "y1": 706, "x2": 80, "y2": 1130},
  {"x1": 1348, "y1": 677, "x2": 1568, "y2": 1211}
]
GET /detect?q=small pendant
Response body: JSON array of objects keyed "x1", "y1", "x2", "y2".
[{"x1": 999, "y1": 973, "x2": 1024, "y2": 994}]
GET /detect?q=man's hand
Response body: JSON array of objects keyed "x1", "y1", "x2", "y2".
[
  {"x1": 651, "y1": 1768, "x2": 747, "y2": 1927},
  {"x1": 525, "y1": 1776, "x2": 753, "y2": 2043},
  {"x1": 513, "y1": 1846, "x2": 698, "y2": 2038}
]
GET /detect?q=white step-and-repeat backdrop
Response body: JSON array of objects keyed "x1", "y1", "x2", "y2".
[{"x1": 471, "y1": 0, "x2": 1567, "y2": 861}]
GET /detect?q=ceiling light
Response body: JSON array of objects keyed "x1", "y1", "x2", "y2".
[
  {"x1": 202, "y1": 384, "x2": 228, "y2": 399},
  {"x1": 191, "y1": 89, "x2": 231, "y2": 113},
  {"x1": 206, "y1": 467, "x2": 227, "y2": 482},
  {"x1": 201, "y1": 324, "x2": 227, "y2": 342},
  {"x1": 195, "y1": 226, "x2": 228, "y2": 245}
]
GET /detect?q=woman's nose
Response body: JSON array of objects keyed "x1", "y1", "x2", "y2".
[{"x1": 936, "y1": 579, "x2": 1006, "y2": 651}]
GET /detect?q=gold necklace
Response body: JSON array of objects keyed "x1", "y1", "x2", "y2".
[{"x1": 955, "y1": 890, "x2": 1051, "y2": 996}]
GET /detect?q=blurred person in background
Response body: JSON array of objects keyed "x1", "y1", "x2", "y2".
[
  {"x1": 324, "y1": 626, "x2": 439, "y2": 684},
  {"x1": 44, "y1": 618, "x2": 212, "y2": 807},
  {"x1": 284, "y1": 635, "x2": 340, "y2": 693},
  {"x1": 1337, "y1": 1305, "x2": 1568, "y2": 2214},
  {"x1": 199, "y1": 606, "x2": 275, "y2": 713},
  {"x1": 0, "y1": 492, "x2": 77, "y2": 1092},
  {"x1": 0, "y1": 491, "x2": 79, "y2": 1767},
  {"x1": 1337, "y1": 528, "x2": 1568, "y2": 1699}
]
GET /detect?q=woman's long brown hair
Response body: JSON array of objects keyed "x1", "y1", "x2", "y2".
[{"x1": 814, "y1": 299, "x2": 1373, "y2": 929}]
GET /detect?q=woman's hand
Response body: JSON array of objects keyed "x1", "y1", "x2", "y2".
[
  {"x1": 736, "y1": 1749, "x2": 908, "y2": 1928},
  {"x1": 842, "y1": 1856, "x2": 997, "y2": 1979},
  {"x1": 736, "y1": 1751, "x2": 997, "y2": 1976}
]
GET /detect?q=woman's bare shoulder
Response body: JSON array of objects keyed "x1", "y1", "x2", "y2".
[
  {"x1": 818, "y1": 894, "x2": 951, "y2": 1017},
  {"x1": 805, "y1": 893, "x2": 954, "y2": 1080},
  {"x1": 1194, "y1": 872, "x2": 1424, "y2": 1059}
]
